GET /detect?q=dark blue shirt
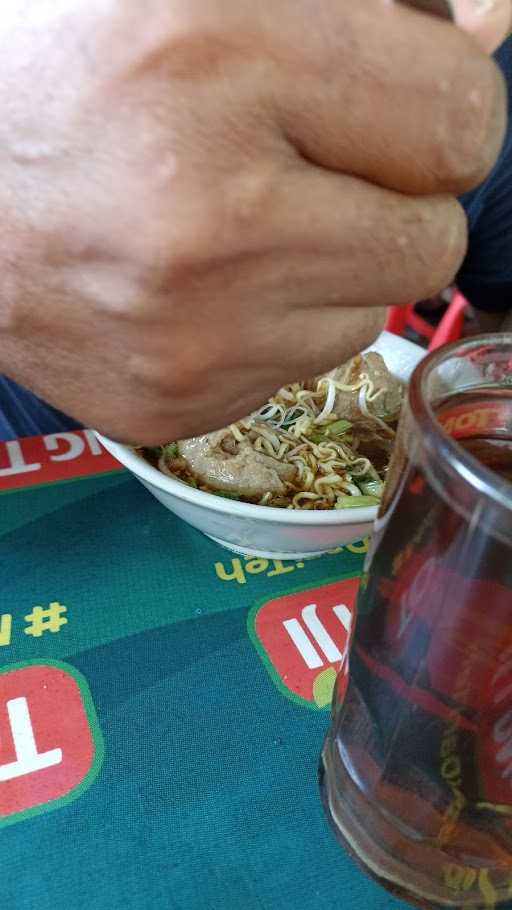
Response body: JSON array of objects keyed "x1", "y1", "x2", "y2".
[
  {"x1": 1, "y1": 36, "x2": 512, "y2": 441},
  {"x1": 458, "y1": 36, "x2": 512, "y2": 312}
]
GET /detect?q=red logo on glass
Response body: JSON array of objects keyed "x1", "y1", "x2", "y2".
[{"x1": 0, "y1": 662, "x2": 103, "y2": 826}]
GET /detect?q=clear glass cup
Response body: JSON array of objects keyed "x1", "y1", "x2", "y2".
[{"x1": 321, "y1": 335, "x2": 512, "y2": 909}]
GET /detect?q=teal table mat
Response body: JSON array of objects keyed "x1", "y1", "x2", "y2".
[{"x1": 0, "y1": 432, "x2": 411, "y2": 910}]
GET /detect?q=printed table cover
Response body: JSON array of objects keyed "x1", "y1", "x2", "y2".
[{"x1": 0, "y1": 430, "x2": 410, "y2": 910}]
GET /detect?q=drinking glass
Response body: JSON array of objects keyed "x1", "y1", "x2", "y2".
[{"x1": 321, "y1": 335, "x2": 512, "y2": 909}]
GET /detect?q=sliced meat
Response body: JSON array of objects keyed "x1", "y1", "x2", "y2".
[
  {"x1": 328, "y1": 352, "x2": 403, "y2": 422},
  {"x1": 178, "y1": 431, "x2": 296, "y2": 497}
]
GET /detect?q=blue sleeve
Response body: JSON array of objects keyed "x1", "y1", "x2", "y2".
[
  {"x1": 0, "y1": 376, "x2": 81, "y2": 442},
  {"x1": 457, "y1": 37, "x2": 512, "y2": 312}
]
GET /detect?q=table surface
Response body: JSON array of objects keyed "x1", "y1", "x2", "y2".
[{"x1": 0, "y1": 431, "x2": 410, "y2": 910}]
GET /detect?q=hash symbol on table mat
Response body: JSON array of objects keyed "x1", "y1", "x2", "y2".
[{"x1": 24, "y1": 603, "x2": 68, "y2": 637}]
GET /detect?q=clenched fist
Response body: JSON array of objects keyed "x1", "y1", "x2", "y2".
[{"x1": 0, "y1": 0, "x2": 507, "y2": 443}]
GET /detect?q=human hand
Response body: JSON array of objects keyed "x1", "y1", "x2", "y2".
[{"x1": 0, "y1": 0, "x2": 506, "y2": 443}]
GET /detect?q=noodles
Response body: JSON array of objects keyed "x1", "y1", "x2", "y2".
[{"x1": 139, "y1": 351, "x2": 403, "y2": 511}]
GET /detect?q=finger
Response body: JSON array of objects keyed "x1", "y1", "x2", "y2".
[
  {"x1": 154, "y1": 162, "x2": 467, "y2": 341},
  {"x1": 274, "y1": 0, "x2": 506, "y2": 195},
  {"x1": 162, "y1": 165, "x2": 467, "y2": 424},
  {"x1": 251, "y1": 165, "x2": 469, "y2": 313}
]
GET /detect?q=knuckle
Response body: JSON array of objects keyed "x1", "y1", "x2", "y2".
[
  {"x1": 128, "y1": 348, "x2": 179, "y2": 400},
  {"x1": 394, "y1": 196, "x2": 467, "y2": 302},
  {"x1": 415, "y1": 198, "x2": 468, "y2": 297},
  {"x1": 128, "y1": 325, "x2": 220, "y2": 399},
  {"x1": 136, "y1": 208, "x2": 221, "y2": 293},
  {"x1": 119, "y1": 164, "x2": 276, "y2": 296},
  {"x1": 437, "y1": 54, "x2": 506, "y2": 191},
  {"x1": 224, "y1": 168, "x2": 277, "y2": 234},
  {"x1": 163, "y1": 170, "x2": 275, "y2": 277},
  {"x1": 359, "y1": 306, "x2": 387, "y2": 342},
  {"x1": 434, "y1": 199, "x2": 468, "y2": 284}
]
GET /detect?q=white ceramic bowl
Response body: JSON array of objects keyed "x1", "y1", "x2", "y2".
[{"x1": 96, "y1": 332, "x2": 424, "y2": 559}]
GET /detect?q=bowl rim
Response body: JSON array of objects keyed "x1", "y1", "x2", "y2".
[{"x1": 95, "y1": 332, "x2": 425, "y2": 528}]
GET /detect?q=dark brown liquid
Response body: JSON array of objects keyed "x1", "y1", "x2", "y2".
[{"x1": 322, "y1": 390, "x2": 512, "y2": 909}]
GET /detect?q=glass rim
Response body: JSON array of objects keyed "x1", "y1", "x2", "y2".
[{"x1": 408, "y1": 332, "x2": 512, "y2": 514}]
